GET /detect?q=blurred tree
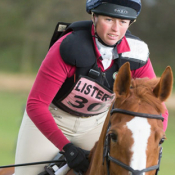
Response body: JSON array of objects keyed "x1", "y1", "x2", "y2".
[{"x1": 130, "y1": 0, "x2": 175, "y2": 75}]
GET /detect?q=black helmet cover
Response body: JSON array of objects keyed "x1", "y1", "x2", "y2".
[{"x1": 91, "y1": 3, "x2": 137, "y2": 20}]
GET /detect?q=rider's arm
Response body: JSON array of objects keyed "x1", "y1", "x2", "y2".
[{"x1": 26, "y1": 34, "x2": 75, "y2": 150}]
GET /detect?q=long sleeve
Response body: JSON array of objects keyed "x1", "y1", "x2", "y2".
[{"x1": 26, "y1": 36, "x2": 76, "y2": 150}]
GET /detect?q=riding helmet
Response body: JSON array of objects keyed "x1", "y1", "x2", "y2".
[{"x1": 86, "y1": 0, "x2": 141, "y2": 20}]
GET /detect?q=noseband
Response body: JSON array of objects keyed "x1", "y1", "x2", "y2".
[{"x1": 103, "y1": 103, "x2": 164, "y2": 175}]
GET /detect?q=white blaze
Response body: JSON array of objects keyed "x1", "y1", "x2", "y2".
[{"x1": 126, "y1": 117, "x2": 151, "y2": 174}]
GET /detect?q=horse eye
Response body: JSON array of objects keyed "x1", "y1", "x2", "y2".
[
  {"x1": 159, "y1": 138, "x2": 165, "y2": 145},
  {"x1": 110, "y1": 133, "x2": 118, "y2": 142}
]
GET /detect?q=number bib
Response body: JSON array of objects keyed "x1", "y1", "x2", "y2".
[{"x1": 57, "y1": 76, "x2": 115, "y2": 116}]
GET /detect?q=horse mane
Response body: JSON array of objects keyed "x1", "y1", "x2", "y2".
[{"x1": 129, "y1": 77, "x2": 165, "y2": 114}]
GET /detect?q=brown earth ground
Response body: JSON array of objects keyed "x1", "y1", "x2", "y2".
[{"x1": 0, "y1": 73, "x2": 174, "y2": 109}]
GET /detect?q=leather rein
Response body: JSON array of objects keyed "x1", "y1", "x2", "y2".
[{"x1": 103, "y1": 103, "x2": 164, "y2": 175}]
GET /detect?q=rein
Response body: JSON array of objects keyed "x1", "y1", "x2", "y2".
[
  {"x1": 0, "y1": 160, "x2": 66, "y2": 169},
  {"x1": 103, "y1": 103, "x2": 164, "y2": 175}
]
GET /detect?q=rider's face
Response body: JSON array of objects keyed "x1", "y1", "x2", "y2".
[{"x1": 95, "y1": 15, "x2": 130, "y2": 46}]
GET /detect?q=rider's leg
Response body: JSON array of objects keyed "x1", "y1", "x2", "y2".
[
  {"x1": 50, "y1": 103, "x2": 107, "y2": 150},
  {"x1": 15, "y1": 105, "x2": 107, "y2": 175},
  {"x1": 68, "y1": 115, "x2": 106, "y2": 150},
  {"x1": 15, "y1": 110, "x2": 60, "y2": 175}
]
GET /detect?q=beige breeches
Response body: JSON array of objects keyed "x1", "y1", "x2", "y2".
[{"x1": 15, "y1": 104, "x2": 107, "y2": 175}]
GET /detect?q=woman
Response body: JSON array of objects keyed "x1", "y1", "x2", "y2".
[{"x1": 15, "y1": 0, "x2": 169, "y2": 174}]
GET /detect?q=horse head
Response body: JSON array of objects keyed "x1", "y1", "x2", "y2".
[{"x1": 88, "y1": 62, "x2": 173, "y2": 175}]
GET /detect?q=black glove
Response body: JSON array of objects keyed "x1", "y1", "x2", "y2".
[{"x1": 62, "y1": 143, "x2": 90, "y2": 173}]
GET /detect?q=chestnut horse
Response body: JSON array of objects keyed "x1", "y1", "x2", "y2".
[
  {"x1": 82, "y1": 62, "x2": 173, "y2": 175},
  {"x1": 0, "y1": 62, "x2": 173, "y2": 175}
]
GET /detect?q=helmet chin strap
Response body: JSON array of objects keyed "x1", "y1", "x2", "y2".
[
  {"x1": 95, "y1": 33, "x2": 122, "y2": 47},
  {"x1": 130, "y1": 19, "x2": 136, "y2": 26},
  {"x1": 91, "y1": 12, "x2": 125, "y2": 47},
  {"x1": 91, "y1": 12, "x2": 96, "y2": 33}
]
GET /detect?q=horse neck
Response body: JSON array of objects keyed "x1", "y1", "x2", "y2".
[{"x1": 86, "y1": 112, "x2": 111, "y2": 175}]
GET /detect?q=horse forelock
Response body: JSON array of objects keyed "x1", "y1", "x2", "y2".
[{"x1": 123, "y1": 77, "x2": 165, "y2": 114}]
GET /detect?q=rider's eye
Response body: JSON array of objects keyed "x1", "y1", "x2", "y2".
[
  {"x1": 159, "y1": 138, "x2": 165, "y2": 145},
  {"x1": 110, "y1": 133, "x2": 118, "y2": 142}
]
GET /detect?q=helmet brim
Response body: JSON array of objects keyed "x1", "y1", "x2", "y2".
[{"x1": 91, "y1": 3, "x2": 137, "y2": 20}]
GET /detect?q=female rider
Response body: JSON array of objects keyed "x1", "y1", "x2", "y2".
[{"x1": 15, "y1": 0, "x2": 169, "y2": 174}]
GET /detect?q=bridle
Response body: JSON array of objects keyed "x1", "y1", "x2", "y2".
[{"x1": 103, "y1": 103, "x2": 164, "y2": 175}]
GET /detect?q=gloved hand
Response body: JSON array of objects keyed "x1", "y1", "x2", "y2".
[{"x1": 62, "y1": 143, "x2": 90, "y2": 173}]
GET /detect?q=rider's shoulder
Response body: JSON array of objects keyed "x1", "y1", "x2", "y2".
[{"x1": 122, "y1": 30, "x2": 149, "y2": 63}]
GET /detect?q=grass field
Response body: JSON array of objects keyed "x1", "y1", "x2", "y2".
[
  {"x1": 0, "y1": 91, "x2": 28, "y2": 165},
  {"x1": 0, "y1": 89, "x2": 175, "y2": 174}
]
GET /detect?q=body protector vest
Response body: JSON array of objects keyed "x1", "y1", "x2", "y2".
[{"x1": 50, "y1": 21, "x2": 149, "y2": 116}]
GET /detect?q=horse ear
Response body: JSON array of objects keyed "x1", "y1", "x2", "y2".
[
  {"x1": 113, "y1": 62, "x2": 131, "y2": 97},
  {"x1": 153, "y1": 66, "x2": 173, "y2": 102}
]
